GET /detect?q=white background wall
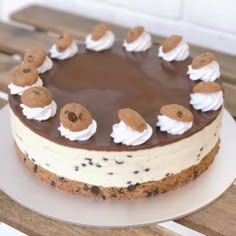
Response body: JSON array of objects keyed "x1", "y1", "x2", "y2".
[{"x1": 1, "y1": 0, "x2": 236, "y2": 55}]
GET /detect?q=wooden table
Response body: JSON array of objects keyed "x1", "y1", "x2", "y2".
[{"x1": 0, "y1": 5, "x2": 235, "y2": 236}]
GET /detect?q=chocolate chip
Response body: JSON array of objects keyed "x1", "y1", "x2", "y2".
[
  {"x1": 23, "y1": 68, "x2": 31, "y2": 73},
  {"x1": 88, "y1": 161, "x2": 93, "y2": 166},
  {"x1": 32, "y1": 90, "x2": 39, "y2": 95},
  {"x1": 115, "y1": 160, "x2": 124, "y2": 165},
  {"x1": 145, "y1": 187, "x2": 159, "y2": 198},
  {"x1": 68, "y1": 112, "x2": 78, "y2": 122},
  {"x1": 127, "y1": 181, "x2": 132, "y2": 185},
  {"x1": 193, "y1": 170, "x2": 199, "y2": 179},
  {"x1": 165, "y1": 173, "x2": 171, "y2": 177},
  {"x1": 214, "y1": 132, "x2": 217, "y2": 136},
  {"x1": 103, "y1": 157, "x2": 108, "y2": 161},
  {"x1": 177, "y1": 111, "x2": 183, "y2": 118},
  {"x1": 27, "y1": 55, "x2": 34, "y2": 62},
  {"x1": 81, "y1": 163, "x2": 86, "y2": 167},
  {"x1": 127, "y1": 183, "x2": 139, "y2": 192},
  {"x1": 59, "y1": 177, "x2": 65, "y2": 182},
  {"x1": 33, "y1": 164, "x2": 38, "y2": 173},
  {"x1": 96, "y1": 163, "x2": 102, "y2": 168},
  {"x1": 200, "y1": 147, "x2": 204, "y2": 152},
  {"x1": 50, "y1": 181, "x2": 56, "y2": 187},
  {"x1": 197, "y1": 153, "x2": 201, "y2": 157},
  {"x1": 127, "y1": 155, "x2": 133, "y2": 158},
  {"x1": 108, "y1": 172, "x2": 113, "y2": 175},
  {"x1": 91, "y1": 186, "x2": 100, "y2": 195},
  {"x1": 145, "y1": 168, "x2": 150, "y2": 172},
  {"x1": 75, "y1": 188, "x2": 80, "y2": 193},
  {"x1": 23, "y1": 157, "x2": 26, "y2": 162},
  {"x1": 101, "y1": 194, "x2": 106, "y2": 200},
  {"x1": 85, "y1": 158, "x2": 92, "y2": 161},
  {"x1": 83, "y1": 184, "x2": 89, "y2": 191},
  {"x1": 127, "y1": 184, "x2": 136, "y2": 191},
  {"x1": 74, "y1": 166, "x2": 79, "y2": 171},
  {"x1": 31, "y1": 158, "x2": 35, "y2": 162},
  {"x1": 133, "y1": 171, "x2": 139, "y2": 174},
  {"x1": 118, "y1": 188, "x2": 124, "y2": 194},
  {"x1": 46, "y1": 163, "x2": 50, "y2": 166}
]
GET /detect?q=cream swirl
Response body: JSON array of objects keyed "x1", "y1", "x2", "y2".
[
  {"x1": 123, "y1": 32, "x2": 152, "y2": 52},
  {"x1": 37, "y1": 56, "x2": 53, "y2": 74},
  {"x1": 157, "y1": 115, "x2": 192, "y2": 135},
  {"x1": 8, "y1": 78, "x2": 43, "y2": 96},
  {"x1": 187, "y1": 61, "x2": 220, "y2": 82},
  {"x1": 58, "y1": 120, "x2": 97, "y2": 141},
  {"x1": 20, "y1": 100, "x2": 57, "y2": 121},
  {"x1": 110, "y1": 121, "x2": 153, "y2": 146},
  {"x1": 50, "y1": 40, "x2": 78, "y2": 60},
  {"x1": 158, "y1": 40, "x2": 189, "y2": 62},
  {"x1": 85, "y1": 31, "x2": 115, "y2": 51},
  {"x1": 190, "y1": 91, "x2": 223, "y2": 112}
]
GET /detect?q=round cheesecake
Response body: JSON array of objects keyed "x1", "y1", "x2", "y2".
[{"x1": 9, "y1": 42, "x2": 223, "y2": 200}]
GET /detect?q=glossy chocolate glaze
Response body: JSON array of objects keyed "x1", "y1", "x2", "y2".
[{"x1": 9, "y1": 42, "x2": 221, "y2": 151}]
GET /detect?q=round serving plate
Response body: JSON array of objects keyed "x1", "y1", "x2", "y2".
[{"x1": 0, "y1": 106, "x2": 235, "y2": 227}]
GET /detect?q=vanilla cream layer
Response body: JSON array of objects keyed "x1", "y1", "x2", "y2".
[{"x1": 10, "y1": 108, "x2": 223, "y2": 187}]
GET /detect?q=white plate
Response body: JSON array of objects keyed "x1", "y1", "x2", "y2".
[{"x1": 0, "y1": 106, "x2": 235, "y2": 227}]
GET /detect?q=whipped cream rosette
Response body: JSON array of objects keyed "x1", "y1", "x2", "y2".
[
  {"x1": 20, "y1": 87, "x2": 57, "y2": 121},
  {"x1": 8, "y1": 63, "x2": 43, "y2": 96},
  {"x1": 157, "y1": 104, "x2": 193, "y2": 135},
  {"x1": 111, "y1": 108, "x2": 153, "y2": 146},
  {"x1": 190, "y1": 82, "x2": 223, "y2": 112},
  {"x1": 50, "y1": 33, "x2": 78, "y2": 60},
  {"x1": 58, "y1": 103, "x2": 97, "y2": 141},
  {"x1": 187, "y1": 52, "x2": 220, "y2": 82},
  {"x1": 85, "y1": 23, "x2": 115, "y2": 51},
  {"x1": 123, "y1": 26, "x2": 152, "y2": 52},
  {"x1": 24, "y1": 47, "x2": 53, "y2": 74},
  {"x1": 158, "y1": 35, "x2": 189, "y2": 62}
]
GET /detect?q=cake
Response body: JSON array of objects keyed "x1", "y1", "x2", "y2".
[{"x1": 8, "y1": 24, "x2": 223, "y2": 200}]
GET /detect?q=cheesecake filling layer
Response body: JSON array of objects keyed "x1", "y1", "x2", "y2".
[{"x1": 10, "y1": 108, "x2": 223, "y2": 188}]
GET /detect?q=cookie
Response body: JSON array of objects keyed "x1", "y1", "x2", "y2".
[
  {"x1": 60, "y1": 103, "x2": 92, "y2": 132},
  {"x1": 91, "y1": 23, "x2": 109, "y2": 41},
  {"x1": 118, "y1": 108, "x2": 147, "y2": 132},
  {"x1": 162, "y1": 35, "x2": 182, "y2": 53},
  {"x1": 126, "y1": 26, "x2": 144, "y2": 44},
  {"x1": 193, "y1": 82, "x2": 222, "y2": 94},
  {"x1": 192, "y1": 52, "x2": 216, "y2": 69},
  {"x1": 160, "y1": 104, "x2": 193, "y2": 123},
  {"x1": 11, "y1": 63, "x2": 38, "y2": 87},
  {"x1": 23, "y1": 47, "x2": 47, "y2": 68},
  {"x1": 56, "y1": 33, "x2": 73, "y2": 52},
  {"x1": 21, "y1": 87, "x2": 53, "y2": 108}
]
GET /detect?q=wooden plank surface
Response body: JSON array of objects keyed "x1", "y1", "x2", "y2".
[
  {"x1": 0, "y1": 191, "x2": 178, "y2": 236},
  {"x1": 0, "y1": 53, "x2": 19, "y2": 93},
  {"x1": 0, "y1": 98, "x2": 7, "y2": 109},
  {"x1": 0, "y1": 22, "x2": 55, "y2": 55},
  {"x1": 176, "y1": 185, "x2": 236, "y2": 236},
  {"x1": 11, "y1": 5, "x2": 127, "y2": 42}
]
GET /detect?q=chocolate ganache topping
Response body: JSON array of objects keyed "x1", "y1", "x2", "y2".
[{"x1": 9, "y1": 42, "x2": 222, "y2": 151}]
